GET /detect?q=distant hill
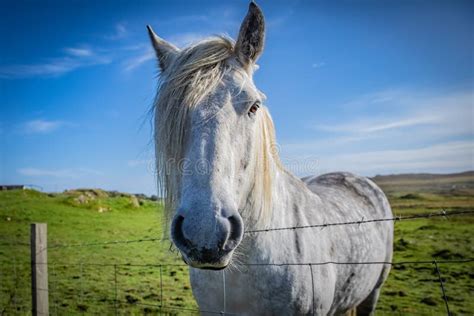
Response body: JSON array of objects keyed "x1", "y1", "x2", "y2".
[{"x1": 371, "y1": 171, "x2": 474, "y2": 195}]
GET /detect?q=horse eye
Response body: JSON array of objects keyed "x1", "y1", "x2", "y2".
[{"x1": 248, "y1": 101, "x2": 260, "y2": 117}]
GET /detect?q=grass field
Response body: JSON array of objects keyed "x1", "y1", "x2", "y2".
[{"x1": 0, "y1": 172, "x2": 473, "y2": 315}]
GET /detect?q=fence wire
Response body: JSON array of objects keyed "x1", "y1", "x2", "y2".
[
  {"x1": 2, "y1": 258, "x2": 471, "y2": 268},
  {"x1": 34, "y1": 209, "x2": 473, "y2": 250},
  {"x1": 1, "y1": 208, "x2": 473, "y2": 315},
  {"x1": 2, "y1": 259, "x2": 471, "y2": 315},
  {"x1": 245, "y1": 209, "x2": 472, "y2": 233}
]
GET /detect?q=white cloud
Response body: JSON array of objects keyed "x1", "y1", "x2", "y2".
[
  {"x1": 279, "y1": 89, "x2": 474, "y2": 176},
  {"x1": 322, "y1": 141, "x2": 474, "y2": 174},
  {"x1": 266, "y1": 6, "x2": 295, "y2": 29},
  {"x1": 361, "y1": 117, "x2": 439, "y2": 133},
  {"x1": 0, "y1": 53, "x2": 111, "y2": 79},
  {"x1": 18, "y1": 168, "x2": 102, "y2": 179},
  {"x1": 120, "y1": 43, "x2": 148, "y2": 51},
  {"x1": 338, "y1": 89, "x2": 408, "y2": 109},
  {"x1": 21, "y1": 119, "x2": 66, "y2": 134},
  {"x1": 64, "y1": 47, "x2": 93, "y2": 57},
  {"x1": 0, "y1": 24, "x2": 132, "y2": 78},
  {"x1": 281, "y1": 134, "x2": 380, "y2": 154},
  {"x1": 281, "y1": 141, "x2": 474, "y2": 177},
  {"x1": 312, "y1": 62, "x2": 325, "y2": 69},
  {"x1": 315, "y1": 116, "x2": 440, "y2": 134},
  {"x1": 312, "y1": 90, "x2": 473, "y2": 138},
  {"x1": 123, "y1": 49, "x2": 155, "y2": 71},
  {"x1": 106, "y1": 23, "x2": 128, "y2": 40}
]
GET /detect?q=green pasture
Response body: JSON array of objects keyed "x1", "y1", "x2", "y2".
[{"x1": 0, "y1": 174, "x2": 472, "y2": 315}]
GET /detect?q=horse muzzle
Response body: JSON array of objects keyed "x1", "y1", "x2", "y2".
[
  {"x1": 171, "y1": 212, "x2": 243, "y2": 269},
  {"x1": 181, "y1": 251, "x2": 231, "y2": 270}
]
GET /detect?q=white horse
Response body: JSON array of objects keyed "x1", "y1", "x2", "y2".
[{"x1": 147, "y1": 3, "x2": 393, "y2": 315}]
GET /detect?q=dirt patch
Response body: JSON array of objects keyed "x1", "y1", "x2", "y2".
[
  {"x1": 399, "y1": 193, "x2": 423, "y2": 200},
  {"x1": 432, "y1": 249, "x2": 465, "y2": 260},
  {"x1": 420, "y1": 297, "x2": 437, "y2": 306}
]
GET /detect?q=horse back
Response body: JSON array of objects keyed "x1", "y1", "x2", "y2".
[{"x1": 302, "y1": 171, "x2": 392, "y2": 219}]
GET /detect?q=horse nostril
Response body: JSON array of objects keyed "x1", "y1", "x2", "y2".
[
  {"x1": 225, "y1": 215, "x2": 243, "y2": 251},
  {"x1": 172, "y1": 215, "x2": 192, "y2": 250}
]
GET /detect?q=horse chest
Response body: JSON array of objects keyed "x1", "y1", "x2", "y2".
[{"x1": 190, "y1": 263, "x2": 335, "y2": 315}]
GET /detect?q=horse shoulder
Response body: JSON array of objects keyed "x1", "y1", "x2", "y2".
[{"x1": 302, "y1": 172, "x2": 392, "y2": 218}]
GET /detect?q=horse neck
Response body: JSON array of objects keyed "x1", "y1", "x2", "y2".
[
  {"x1": 269, "y1": 167, "x2": 322, "y2": 229},
  {"x1": 241, "y1": 161, "x2": 323, "y2": 263},
  {"x1": 244, "y1": 157, "x2": 323, "y2": 243}
]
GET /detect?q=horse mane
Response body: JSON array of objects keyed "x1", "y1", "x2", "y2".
[
  {"x1": 246, "y1": 108, "x2": 283, "y2": 225},
  {"x1": 153, "y1": 36, "x2": 282, "y2": 235}
]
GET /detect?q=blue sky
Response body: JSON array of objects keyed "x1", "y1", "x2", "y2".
[{"x1": 1, "y1": 0, "x2": 473, "y2": 195}]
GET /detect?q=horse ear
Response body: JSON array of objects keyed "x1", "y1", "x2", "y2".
[
  {"x1": 235, "y1": 2, "x2": 265, "y2": 67},
  {"x1": 146, "y1": 25, "x2": 179, "y2": 71}
]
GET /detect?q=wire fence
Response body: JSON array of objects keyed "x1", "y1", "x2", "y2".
[
  {"x1": 1, "y1": 208, "x2": 473, "y2": 315},
  {"x1": 3, "y1": 208, "x2": 469, "y2": 250},
  {"x1": 2, "y1": 259, "x2": 472, "y2": 315}
]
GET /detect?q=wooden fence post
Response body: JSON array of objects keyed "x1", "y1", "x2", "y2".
[{"x1": 31, "y1": 223, "x2": 49, "y2": 316}]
